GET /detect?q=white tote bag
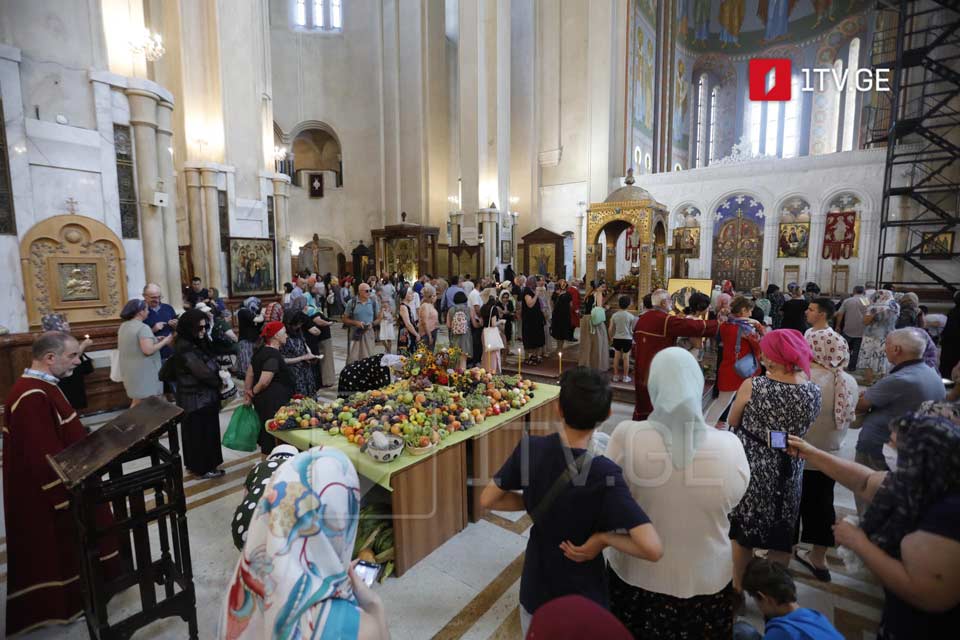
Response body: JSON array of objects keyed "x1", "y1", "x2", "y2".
[
  {"x1": 482, "y1": 312, "x2": 504, "y2": 353},
  {"x1": 109, "y1": 349, "x2": 123, "y2": 382}
]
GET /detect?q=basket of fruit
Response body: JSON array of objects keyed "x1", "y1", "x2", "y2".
[{"x1": 365, "y1": 431, "x2": 404, "y2": 463}]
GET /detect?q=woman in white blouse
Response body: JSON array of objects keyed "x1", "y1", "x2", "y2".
[{"x1": 605, "y1": 347, "x2": 750, "y2": 639}]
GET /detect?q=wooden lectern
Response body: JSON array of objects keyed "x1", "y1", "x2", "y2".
[{"x1": 47, "y1": 397, "x2": 199, "y2": 639}]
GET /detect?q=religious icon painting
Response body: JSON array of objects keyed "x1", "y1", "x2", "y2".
[
  {"x1": 777, "y1": 222, "x2": 810, "y2": 258},
  {"x1": 228, "y1": 237, "x2": 276, "y2": 297},
  {"x1": 920, "y1": 231, "x2": 954, "y2": 258},
  {"x1": 308, "y1": 173, "x2": 324, "y2": 198},
  {"x1": 822, "y1": 211, "x2": 857, "y2": 260}
]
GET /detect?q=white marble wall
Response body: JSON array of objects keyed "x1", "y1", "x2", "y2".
[
  {"x1": 624, "y1": 148, "x2": 888, "y2": 291},
  {"x1": 269, "y1": 0, "x2": 387, "y2": 253},
  {"x1": 0, "y1": 43, "x2": 148, "y2": 331}
]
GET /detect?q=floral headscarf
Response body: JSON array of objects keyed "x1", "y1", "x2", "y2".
[
  {"x1": 41, "y1": 313, "x2": 69, "y2": 332},
  {"x1": 222, "y1": 447, "x2": 362, "y2": 639},
  {"x1": 806, "y1": 329, "x2": 858, "y2": 430},
  {"x1": 861, "y1": 414, "x2": 960, "y2": 557},
  {"x1": 243, "y1": 297, "x2": 261, "y2": 313}
]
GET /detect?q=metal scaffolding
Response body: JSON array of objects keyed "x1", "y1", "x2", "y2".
[{"x1": 868, "y1": 0, "x2": 960, "y2": 291}]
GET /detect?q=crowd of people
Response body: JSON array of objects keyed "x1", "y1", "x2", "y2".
[{"x1": 4, "y1": 266, "x2": 960, "y2": 639}]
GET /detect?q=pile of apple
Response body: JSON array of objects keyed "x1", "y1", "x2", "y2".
[{"x1": 266, "y1": 369, "x2": 537, "y2": 455}]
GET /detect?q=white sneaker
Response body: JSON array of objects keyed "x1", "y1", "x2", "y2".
[
  {"x1": 612, "y1": 375, "x2": 621, "y2": 382},
  {"x1": 622, "y1": 376, "x2": 632, "y2": 383}
]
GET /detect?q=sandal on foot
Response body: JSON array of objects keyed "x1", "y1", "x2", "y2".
[{"x1": 794, "y1": 550, "x2": 831, "y2": 582}]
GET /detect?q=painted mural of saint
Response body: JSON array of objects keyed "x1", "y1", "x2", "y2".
[
  {"x1": 718, "y1": 0, "x2": 745, "y2": 47},
  {"x1": 643, "y1": 40, "x2": 655, "y2": 129},
  {"x1": 758, "y1": 0, "x2": 797, "y2": 43},
  {"x1": 635, "y1": 30, "x2": 647, "y2": 130},
  {"x1": 813, "y1": 0, "x2": 835, "y2": 28},
  {"x1": 693, "y1": 0, "x2": 711, "y2": 43},
  {"x1": 674, "y1": 59, "x2": 689, "y2": 142}
]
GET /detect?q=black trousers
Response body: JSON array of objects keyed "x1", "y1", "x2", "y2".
[
  {"x1": 795, "y1": 469, "x2": 836, "y2": 548},
  {"x1": 844, "y1": 335, "x2": 862, "y2": 372}
]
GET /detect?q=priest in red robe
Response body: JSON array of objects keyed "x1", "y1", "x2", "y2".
[
  {"x1": 3, "y1": 331, "x2": 120, "y2": 636},
  {"x1": 633, "y1": 289, "x2": 719, "y2": 420}
]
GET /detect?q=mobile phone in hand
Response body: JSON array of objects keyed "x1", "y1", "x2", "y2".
[
  {"x1": 355, "y1": 561, "x2": 381, "y2": 587},
  {"x1": 768, "y1": 430, "x2": 788, "y2": 449}
]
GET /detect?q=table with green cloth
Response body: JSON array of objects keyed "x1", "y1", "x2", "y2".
[{"x1": 272, "y1": 383, "x2": 560, "y2": 575}]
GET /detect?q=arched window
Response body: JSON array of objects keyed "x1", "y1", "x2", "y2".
[
  {"x1": 292, "y1": 0, "x2": 342, "y2": 31},
  {"x1": 312, "y1": 0, "x2": 325, "y2": 28},
  {"x1": 331, "y1": 0, "x2": 342, "y2": 29},
  {"x1": 842, "y1": 37, "x2": 861, "y2": 151},
  {"x1": 295, "y1": 0, "x2": 307, "y2": 26},
  {"x1": 695, "y1": 74, "x2": 708, "y2": 168},
  {"x1": 708, "y1": 86, "x2": 719, "y2": 163},
  {"x1": 748, "y1": 74, "x2": 801, "y2": 157}
]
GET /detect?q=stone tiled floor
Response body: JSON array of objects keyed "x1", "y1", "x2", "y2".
[{"x1": 1, "y1": 325, "x2": 881, "y2": 639}]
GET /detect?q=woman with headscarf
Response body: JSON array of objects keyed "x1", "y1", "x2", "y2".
[
  {"x1": 118, "y1": 298, "x2": 173, "y2": 406},
  {"x1": 280, "y1": 308, "x2": 319, "y2": 396},
  {"x1": 551, "y1": 279, "x2": 575, "y2": 354},
  {"x1": 41, "y1": 313, "x2": 95, "y2": 410},
  {"x1": 221, "y1": 447, "x2": 389, "y2": 640},
  {"x1": 896, "y1": 292, "x2": 922, "y2": 329},
  {"x1": 230, "y1": 444, "x2": 299, "y2": 550},
  {"x1": 787, "y1": 414, "x2": 960, "y2": 639},
  {"x1": 861, "y1": 289, "x2": 901, "y2": 384},
  {"x1": 766, "y1": 284, "x2": 786, "y2": 329},
  {"x1": 717, "y1": 296, "x2": 765, "y2": 393},
  {"x1": 521, "y1": 275, "x2": 547, "y2": 365},
  {"x1": 499, "y1": 288, "x2": 516, "y2": 346},
  {"x1": 780, "y1": 283, "x2": 809, "y2": 333},
  {"x1": 606, "y1": 348, "x2": 750, "y2": 638},
  {"x1": 727, "y1": 329, "x2": 822, "y2": 588},
  {"x1": 577, "y1": 281, "x2": 609, "y2": 372},
  {"x1": 236, "y1": 297, "x2": 262, "y2": 379},
  {"x1": 538, "y1": 279, "x2": 554, "y2": 354},
  {"x1": 722, "y1": 280, "x2": 735, "y2": 297},
  {"x1": 479, "y1": 288, "x2": 505, "y2": 372},
  {"x1": 752, "y1": 287, "x2": 771, "y2": 322},
  {"x1": 170, "y1": 309, "x2": 225, "y2": 478},
  {"x1": 792, "y1": 330, "x2": 859, "y2": 581},
  {"x1": 245, "y1": 321, "x2": 296, "y2": 453}
]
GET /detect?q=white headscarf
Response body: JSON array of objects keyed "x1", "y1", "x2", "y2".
[
  {"x1": 646, "y1": 347, "x2": 709, "y2": 469},
  {"x1": 222, "y1": 447, "x2": 361, "y2": 639}
]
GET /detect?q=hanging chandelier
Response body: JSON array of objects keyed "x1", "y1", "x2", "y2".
[{"x1": 129, "y1": 28, "x2": 165, "y2": 62}]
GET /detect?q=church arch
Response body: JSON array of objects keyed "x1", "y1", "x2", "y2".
[
  {"x1": 276, "y1": 120, "x2": 344, "y2": 190},
  {"x1": 710, "y1": 192, "x2": 767, "y2": 292}
]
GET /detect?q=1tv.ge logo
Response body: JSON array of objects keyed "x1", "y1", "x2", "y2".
[{"x1": 749, "y1": 58, "x2": 891, "y2": 101}]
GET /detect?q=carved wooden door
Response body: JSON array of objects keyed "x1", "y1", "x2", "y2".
[{"x1": 711, "y1": 213, "x2": 763, "y2": 291}]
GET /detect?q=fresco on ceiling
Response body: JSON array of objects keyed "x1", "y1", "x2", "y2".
[{"x1": 686, "y1": 0, "x2": 868, "y2": 51}]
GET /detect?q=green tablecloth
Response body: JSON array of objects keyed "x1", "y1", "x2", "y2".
[{"x1": 274, "y1": 383, "x2": 560, "y2": 490}]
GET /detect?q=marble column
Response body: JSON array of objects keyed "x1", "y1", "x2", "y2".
[
  {"x1": 126, "y1": 89, "x2": 170, "y2": 297},
  {"x1": 200, "y1": 168, "x2": 223, "y2": 292},
  {"x1": 272, "y1": 176, "x2": 292, "y2": 286},
  {"x1": 495, "y1": 0, "x2": 511, "y2": 217},
  {"x1": 458, "y1": 0, "x2": 481, "y2": 225},
  {"x1": 478, "y1": 207, "x2": 499, "y2": 275},
  {"x1": 156, "y1": 100, "x2": 183, "y2": 304},
  {"x1": 184, "y1": 167, "x2": 207, "y2": 284}
]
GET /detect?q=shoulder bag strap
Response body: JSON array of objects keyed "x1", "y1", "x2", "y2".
[{"x1": 530, "y1": 449, "x2": 594, "y2": 527}]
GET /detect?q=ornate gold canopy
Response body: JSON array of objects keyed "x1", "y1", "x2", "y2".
[{"x1": 585, "y1": 170, "x2": 668, "y2": 295}]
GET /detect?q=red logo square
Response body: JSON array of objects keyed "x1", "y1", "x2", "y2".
[{"x1": 749, "y1": 59, "x2": 791, "y2": 101}]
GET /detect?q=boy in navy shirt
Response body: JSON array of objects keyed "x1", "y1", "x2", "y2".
[
  {"x1": 480, "y1": 367, "x2": 662, "y2": 635},
  {"x1": 737, "y1": 557, "x2": 843, "y2": 640}
]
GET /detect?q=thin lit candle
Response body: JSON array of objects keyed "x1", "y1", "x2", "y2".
[
  {"x1": 558, "y1": 351, "x2": 563, "y2": 378},
  {"x1": 518, "y1": 346, "x2": 523, "y2": 380}
]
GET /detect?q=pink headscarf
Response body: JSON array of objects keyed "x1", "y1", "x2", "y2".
[
  {"x1": 806, "y1": 329, "x2": 858, "y2": 430},
  {"x1": 760, "y1": 329, "x2": 813, "y2": 377}
]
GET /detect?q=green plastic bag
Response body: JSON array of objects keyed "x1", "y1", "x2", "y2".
[{"x1": 222, "y1": 405, "x2": 261, "y2": 452}]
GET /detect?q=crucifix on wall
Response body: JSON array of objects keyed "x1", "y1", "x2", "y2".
[
  {"x1": 668, "y1": 232, "x2": 695, "y2": 278},
  {"x1": 65, "y1": 197, "x2": 79, "y2": 214}
]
